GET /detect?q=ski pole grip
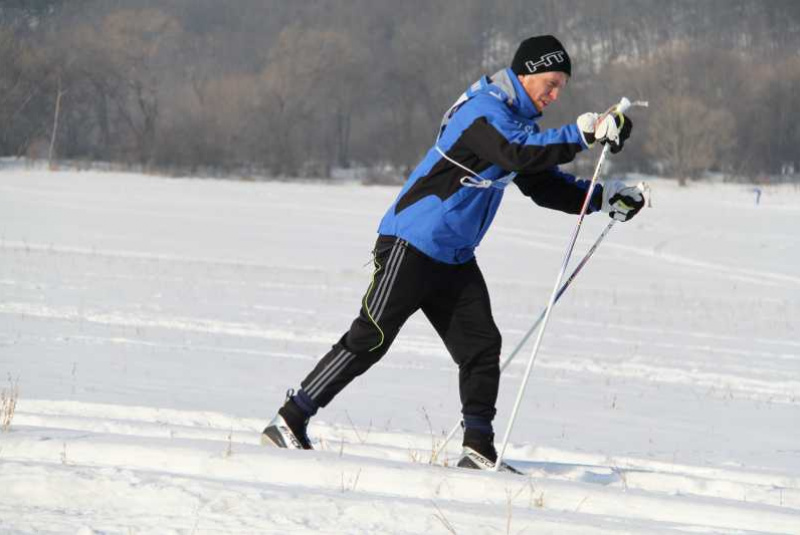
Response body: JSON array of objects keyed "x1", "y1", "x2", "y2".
[{"x1": 615, "y1": 97, "x2": 649, "y2": 114}]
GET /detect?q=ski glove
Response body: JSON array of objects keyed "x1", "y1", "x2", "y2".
[
  {"x1": 595, "y1": 111, "x2": 632, "y2": 154},
  {"x1": 577, "y1": 111, "x2": 632, "y2": 153},
  {"x1": 601, "y1": 180, "x2": 644, "y2": 222},
  {"x1": 576, "y1": 112, "x2": 599, "y2": 148}
]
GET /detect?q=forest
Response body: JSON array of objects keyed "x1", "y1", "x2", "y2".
[{"x1": 2, "y1": 0, "x2": 799, "y2": 183}]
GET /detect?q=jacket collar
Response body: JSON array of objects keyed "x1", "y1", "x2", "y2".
[
  {"x1": 490, "y1": 68, "x2": 541, "y2": 120},
  {"x1": 437, "y1": 68, "x2": 542, "y2": 140}
]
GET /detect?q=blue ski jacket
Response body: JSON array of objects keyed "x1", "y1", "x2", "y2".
[{"x1": 377, "y1": 67, "x2": 602, "y2": 264}]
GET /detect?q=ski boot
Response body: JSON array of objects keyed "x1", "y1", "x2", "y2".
[
  {"x1": 261, "y1": 391, "x2": 313, "y2": 450},
  {"x1": 457, "y1": 428, "x2": 522, "y2": 474}
]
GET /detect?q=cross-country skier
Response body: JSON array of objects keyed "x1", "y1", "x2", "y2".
[{"x1": 262, "y1": 35, "x2": 644, "y2": 471}]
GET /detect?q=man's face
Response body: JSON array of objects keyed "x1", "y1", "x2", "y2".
[{"x1": 517, "y1": 71, "x2": 569, "y2": 113}]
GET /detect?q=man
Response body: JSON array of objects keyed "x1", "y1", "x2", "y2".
[{"x1": 262, "y1": 35, "x2": 643, "y2": 471}]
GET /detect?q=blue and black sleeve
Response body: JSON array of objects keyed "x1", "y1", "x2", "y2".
[
  {"x1": 514, "y1": 168, "x2": 603, "y2": 214},
  {"x1": 460, "y1": 117, "x2": 585, "y2": 174}
]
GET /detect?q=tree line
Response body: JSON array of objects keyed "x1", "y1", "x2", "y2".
[{"x1": 2, "y1": 0, "x2": 799, "y2": 184}]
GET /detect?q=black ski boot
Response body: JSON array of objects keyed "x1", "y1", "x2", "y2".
[
  {"x1": 261, "y1": 391, "x2": 313, "y2": 450},
  {"x1": 457, "y1": 428, "x2": 522, "y2": 474}
]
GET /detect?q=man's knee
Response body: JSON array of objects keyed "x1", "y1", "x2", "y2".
[
  {"x1": 487, "y1": 325, "x2": 502, "y2": 357},
  {"x1": 448, "y1": 323, "x2": 502, "y2": 368},
  {"x1": 344, "y1": 315, "x2": 394, "y2": 356},
  {"x1": 475, "y1": 324, "x2": 502, "y2": 363}
]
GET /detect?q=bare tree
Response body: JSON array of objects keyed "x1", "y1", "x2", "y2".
[
  {"x1": 1, "y1": 0, "x2": 799, "y2": 182},
  {"x1": 47, "y1": 75, "x2": 66, "y2": 168},
  {"x1": 646, "y1": 96, "x2": 735, "y2": 184},
  {"x1": 98, "y1": 8, "x2": 182, "y2": 166}
]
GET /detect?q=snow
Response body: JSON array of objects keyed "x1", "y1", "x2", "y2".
[{"x1": 1, "y1": 168, "x2": 798, "y2": 534}]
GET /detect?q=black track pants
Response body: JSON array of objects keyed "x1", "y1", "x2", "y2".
[{"x1": 299, "y1": 235, "x2": 502, "y2": 421}]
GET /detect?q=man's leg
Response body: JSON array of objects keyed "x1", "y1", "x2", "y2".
[
  {"x1": 421, "y1": 259, "x2": 503, "y2": 464},
  {"x1": 263, "y1": 237, "x2": 429, "y2": 448}
]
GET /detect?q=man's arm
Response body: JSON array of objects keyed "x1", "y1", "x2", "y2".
[
  {"x1": 459, "y1": 117, "x2": 586, "y2": 174},
  {"x1": 454, "y1": 96, "x2": 588, "y2": 175},
  {"x1": 514, "y1": 167, "x2": 602, "y2": 214}
]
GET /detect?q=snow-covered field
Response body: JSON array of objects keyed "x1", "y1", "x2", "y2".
[{"x1": 1, "y1": 167, "x2": 798, "y2": 534}]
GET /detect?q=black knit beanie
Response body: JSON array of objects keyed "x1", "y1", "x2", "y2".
[{"x1": 511, "y1": 35, "x2": 571, "y2": 77}]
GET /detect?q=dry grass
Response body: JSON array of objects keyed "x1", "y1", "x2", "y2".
[
  {"x1": 345, "y1": 410, "x2": 372, "y2": 444},
  {"x1": 408, "y1": 408, "x2": 447, "y2": 466},
  {"x1": 340, "y1": 468, "x2": 362, "y2": 493},
  {"x1": 223, "y1": 428, "x2": 234, "y2": 458},
  {"x1": 1, "y1": 375, "x2": 19, "y2": 432}
]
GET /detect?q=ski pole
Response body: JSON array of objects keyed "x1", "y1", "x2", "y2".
[
  {"x1": 432, "y1": 219, "x2": 616, "y2": 463},
  {"x1": 493, "y1": 97, "x2": 645, "y2": 472}
]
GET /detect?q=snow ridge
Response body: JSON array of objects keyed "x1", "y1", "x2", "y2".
[{"x1": 3, "y1": 400, "x2": 799, "y2": 534}]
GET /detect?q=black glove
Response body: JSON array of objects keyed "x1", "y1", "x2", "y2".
[{"x1": 595, "y1": 111, "x2": 633, "y2": 154}]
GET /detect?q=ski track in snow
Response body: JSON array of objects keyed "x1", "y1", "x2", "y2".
[
  {"x1": 3, "y1": 296, "x2": 796, "y2": 404},
  {"x1": 0, "y1": 239, "x2": 342, "y2": 277},
  {"x1": 1, "y1": 169, "x2": 799, "y2": 533},
  {"x1": 495, "y1": 225, "x2": 800, "y2": 289}
]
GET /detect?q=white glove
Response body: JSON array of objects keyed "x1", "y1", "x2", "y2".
[
  {"x1": 595, "y1": 112, "x2": 632, "y2": 153},
  {"x1": 576, "y1": 112, "x2": 599, "y2": 148},
  {"x1": 577, "y1": 111, "x2": 633, "y2": 153},
  {"x1": 601, "y1": 180, "x2": 644, "y2": 222}
]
